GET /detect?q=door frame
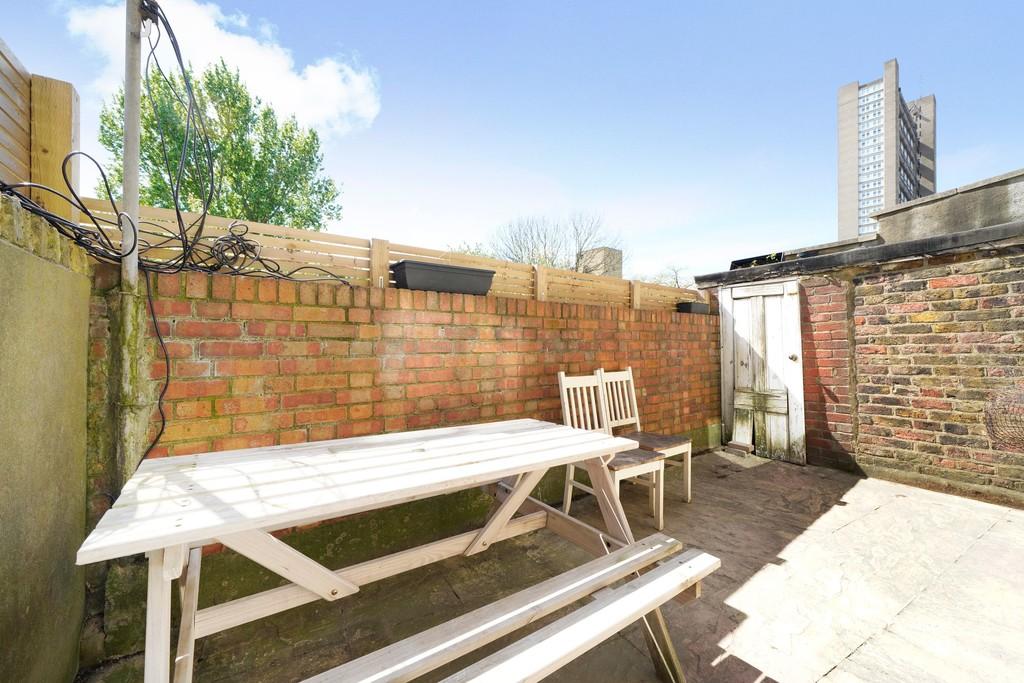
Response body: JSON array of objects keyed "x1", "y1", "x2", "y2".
[{"x1": 719, "y1": 277, "x2": 806, "y2": 463}]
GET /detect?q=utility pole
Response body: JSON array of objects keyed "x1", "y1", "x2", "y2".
[
  {"x1": 115, "y1": 0, "x2": 150, "y2": 485},
  {"x1": 122, "y1": 0, "x2": 141, "y2": 289}
]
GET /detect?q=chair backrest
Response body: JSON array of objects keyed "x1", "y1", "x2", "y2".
[
  {"x1": 557, "y1": 370, "x2": 611, "y2": 434},
  {"x1": 599, "y1": 367, "x2": 642, "y2": 431}
]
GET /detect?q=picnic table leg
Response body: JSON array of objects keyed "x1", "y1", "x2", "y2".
[
  {"x1": 173, "y1": 547, "x2": 203, "y2": 683},
  {"x1": 583, "y1": 458, "x2": 687, "y2": 683},
  {"x1": 145, "y1": 549, "x2": 173, "y2": 683},
  {"x1": 466, "y1": 468, "x2": 548, "y2": 556}
]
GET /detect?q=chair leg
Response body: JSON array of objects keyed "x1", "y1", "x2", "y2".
[
  {"x1": 654, "y1": 466, "x2": 665, "y2": 530},
  {"x1": 563, "y1": 463, "x2": 574, "y2": 514},
  {"x1": 683, "y1": 448, "x2": 692, "y2": 503},
  {"x1": 648, "y1": 472, "x2": 656, "y2": 517}
]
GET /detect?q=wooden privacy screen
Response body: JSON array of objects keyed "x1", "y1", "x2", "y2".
[
  {"x1": 0, "y1": 37, "x2": 30, "y2": 185},
  {"x1": 79, "y1": 198, "x2": 702, "y2": 311},
  {"x1": 0, "y1": 37, "x2": 80, "y2": 221}
]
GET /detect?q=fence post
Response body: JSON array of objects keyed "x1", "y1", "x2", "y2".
[
  {"x1": 629, "y1": 280, "x2": 642, "y2": 310},
  {"x1": 370, "y1": 238, "x2": 390, "y2": 289},
  {"x1": 29, "y1": 75, "x2": 79, "y2": 222},
  {"x1": 534, "y1": 265, "x2": 548, "y2": 301}
]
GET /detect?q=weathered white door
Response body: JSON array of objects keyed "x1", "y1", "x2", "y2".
[{"x1": 719, "y1": 279, "x2": 805, "y2": 464}]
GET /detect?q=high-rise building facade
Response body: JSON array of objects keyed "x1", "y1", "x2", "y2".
[{"x1": 837, "y1": 59, "x2": 936, "y2": 239}]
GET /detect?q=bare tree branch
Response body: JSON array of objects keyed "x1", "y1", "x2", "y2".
[
  {"x1": 636, "y1": 264, "x2": 695, "y2": 288},
  {"x1": 477, "y1": 212, "x2": 622, "y2": 273}
]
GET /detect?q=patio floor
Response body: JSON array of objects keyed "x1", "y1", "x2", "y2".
[
  {"x1": 197, "y1": 450, "x2": 1024, "y2": 683},
  {"x1": 547, "y1": 450, "x2": 1024, "y2": 683}
]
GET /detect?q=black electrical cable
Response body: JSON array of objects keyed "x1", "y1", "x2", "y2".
[{"x1": 0, "y1": 0, "x2": 350, "y2": 463}]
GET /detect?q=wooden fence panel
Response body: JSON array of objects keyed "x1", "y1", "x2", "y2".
[
  {"x1": 634, "y1": 281, "x2": 701, "y2": 310},
  {"x1": 546, "y1": 268, "x2": 631, "y2": 307},
  {"x1": 78, "y1": 199, "x2": 702, "y2": 309},
  {"x1": 0, "y1": 37, "x2": 30, "y2": 185}
]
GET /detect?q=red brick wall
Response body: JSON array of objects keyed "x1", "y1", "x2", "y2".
[
  {"x1": 800, "y1": 277, "x2": 855, "y2": 469},
  {"x1": 852, "y1": 255, "x2": 1024, "y2": 505},
  {"x1": 790, "y1": 250, "x2": 1024, "y2": 507},
  {"x1": 120, "y1": 270, "x2": 720, "y2": 458}
]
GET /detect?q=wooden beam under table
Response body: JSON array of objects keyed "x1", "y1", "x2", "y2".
[
  {"x1": 217, "y1": 529, "x2": 359, "y2": 601},
  {"x1": 491, "y1": 483, "x2": 625, "y2": 557},
  {"x1": 465, "y1": 468, "x2": 547, "y2": 556},
  {"x1": 194, "y1": 511, "x2": 548, "y2": 639}
]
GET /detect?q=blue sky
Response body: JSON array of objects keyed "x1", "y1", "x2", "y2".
[{"x1": 6, "y1": 1, "x2": 1024, "y2": 277}]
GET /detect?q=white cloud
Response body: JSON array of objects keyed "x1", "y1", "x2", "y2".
[{"x1": 66, "y1": 0, "x2": 380, "y2": 138}]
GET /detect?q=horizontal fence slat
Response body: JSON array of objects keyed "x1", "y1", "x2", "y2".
[
  {"x1": 0, "y1": 83, "x2": 29, "y2": 135},
  {"x1": 388, "y1": 242, "x2": 448, "y2": 259},
  {"x1": 0, "y1": 161, "x2": 27, "y2": 185},
  {"x1": 0, "y1": 145, "x2": 29, "y2": 183},
  {"x1": 0, "y1": 105, "x2": 29, "y2": 154},
  {"x1": 0, "y1": 117, "x2": 28, "y2": 160},
  {"x1": 0, "y1": 63, "x2": 29, "y2": 105}
]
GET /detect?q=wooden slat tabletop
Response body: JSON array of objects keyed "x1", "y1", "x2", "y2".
[{"x1": 78, "y1": 419, "x2": 637, "y2": 565}]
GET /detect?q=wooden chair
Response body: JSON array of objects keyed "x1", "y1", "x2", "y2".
[
  {"x1": 599, "y1": 367, "x2": 693, "y2": 502},
  {"x1": 558, "y1": 370, "x2": 666, "y2": 529}
]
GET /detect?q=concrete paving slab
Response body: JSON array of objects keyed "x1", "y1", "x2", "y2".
[
  {"x1": 824, "y1": 511, "x2": 1024, "y2": 683},
  {"x1": 563, "y1": 450, "x2": 1024, "y2": 683}
]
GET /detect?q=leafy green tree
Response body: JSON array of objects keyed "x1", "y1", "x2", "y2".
[{"x1": 98, "y1": 60, "x2": 340, "y2": 230}]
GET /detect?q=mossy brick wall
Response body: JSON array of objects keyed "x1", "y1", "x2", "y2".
[
  {"x1": 0, "y1": 196, "x2": 91, "y2": 682},
  {"x1": 81, "y1": 265, "x2": 721, "y2": 679},
  {"x1": 852, "y1": 254, "x2": 1024, "y2": 505},
  {"x1": 795, "y1": 245, "x2": 1024, "y2": 508}
]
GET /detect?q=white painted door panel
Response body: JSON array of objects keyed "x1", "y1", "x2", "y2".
[{"x1": 720, "y1": 280, "x2": 805, "y2": 464}]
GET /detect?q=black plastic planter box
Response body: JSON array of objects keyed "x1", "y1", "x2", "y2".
[
  {"x1": 676, "y1": 301, "x2": 710, "y2": 314},
  {"x1": 391, "y1": 260, "x2": 495, "y2": 296}
]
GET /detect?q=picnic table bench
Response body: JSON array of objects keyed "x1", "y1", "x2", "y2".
[{"x1": 78, "y1": 418, "x2": 719, "y2": 682}]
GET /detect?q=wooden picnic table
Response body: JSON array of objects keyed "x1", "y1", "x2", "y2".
[{"x1": 78, "y1": 418, "x2": 703, "y2": 683}]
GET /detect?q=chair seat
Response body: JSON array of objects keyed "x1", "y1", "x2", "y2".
[
  {"x1": 608, "y1": 448, "x2": 666, "y2": 471},
  {"x1": 622, "y1": 431, "x2": 691, "y2": 457}
]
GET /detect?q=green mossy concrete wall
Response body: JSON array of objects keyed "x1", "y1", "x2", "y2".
[{"x1": 0, "y1": 197, "x2": 91, "y2": 682}]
